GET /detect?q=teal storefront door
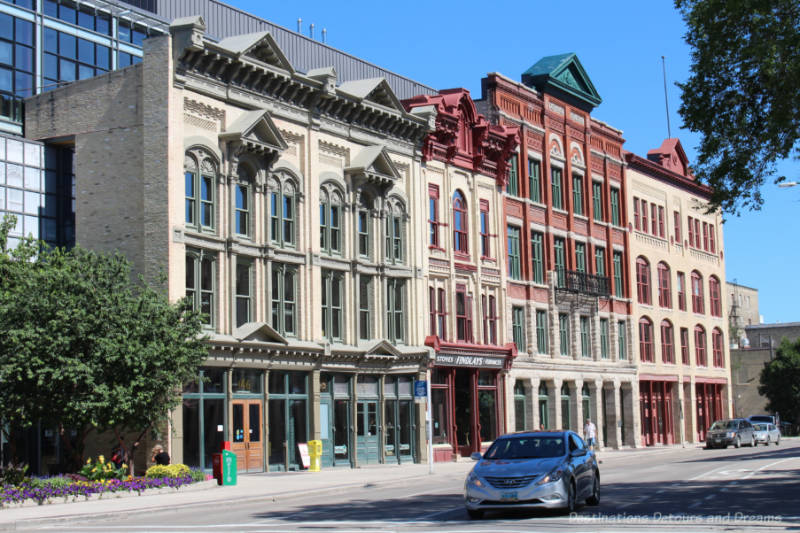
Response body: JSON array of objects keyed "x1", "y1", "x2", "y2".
[
  {"x1": 383, "y1": 376, "x2": 415, "y2": 464},
  {"x1": 356, "y1": 400, "x2": 380, "y2": 465},
  {"x1": 267, "y1": 371, "x2": 308, "y2": 471}
]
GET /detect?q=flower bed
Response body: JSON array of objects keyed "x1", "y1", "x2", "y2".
[{"x1": 1, "y1": 474, "x2": 199, "y2": 507}]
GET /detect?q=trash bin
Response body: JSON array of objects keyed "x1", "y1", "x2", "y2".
[
  {"x1": 212, "y1": 453, "x2": 223, "y2": 485},
  {"x1": 308, "y1": 440, "x2": 322, "y2": 472}
]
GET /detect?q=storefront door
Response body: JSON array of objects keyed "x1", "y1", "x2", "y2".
[
  {"x1": 356, "y1": 401, "x2": 379, "y2": 464},
  {"x1": 268, "y1": 371, "x2": 308, "y2": 471},
  {"x1": 231, "y1": 400, "x2": 263, "y2": 472}
]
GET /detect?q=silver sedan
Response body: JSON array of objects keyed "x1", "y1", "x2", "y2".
[
  {"x1": 464, "y1": 431, "x2": 599, "y2": 519},
  {"x1": 753, "y1": 423, "x2": 781, "y2": 445}
]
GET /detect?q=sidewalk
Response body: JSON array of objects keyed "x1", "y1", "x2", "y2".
[
  {"x1": 2, "y1": 441, "x2": 784, "y2": 530},
  {"x1": 0, "y1": 461, "x2": 473, "y2": 531}
]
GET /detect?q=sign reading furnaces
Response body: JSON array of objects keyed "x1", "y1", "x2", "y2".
[{"x1": 434, "y1": 353, "x2": 504, "y2": 368}]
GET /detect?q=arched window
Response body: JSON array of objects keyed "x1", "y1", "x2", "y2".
[
  {"x1": 384, "y1": 199, "x2": 405, "y2": 264},
  {"x1": 581, "y1": 383, "x2": 592, "y2": 421},
  {"x1": 660, "y1": 319, "x2": 674, "y2": 364},
  {"x1": 561, "y1": 383, "x2": 571, "y2": 430},
  {"x1": 320, "y1": 185, "x2": 343, "y2": 255},
  {"x1": 639, "y1": 316, "x2": 654, "y2": 362},
  {"x1": 712, "y1": 328, "x2": 724, "y2": 367},
  {"x1": 234, "y1": 164, "x2": 253, "y2": 237},
  {"x1": 691, "y1": 271, "x2": 704, "y2": 314},
  {"x1": 270, "y1": 174, "x2": 297, "y2": 248},
  {"x1": 695, "y1": 325, "x2": 707, "y2": 366},
  {"x1": 636, "y1": 256, "x2": 651, "y2": 305},
  {"x1": 657, "y1": 262, "x2": 671, "y2": 308},
  {"x1": 514, "y1": 381, "x2": 527, "y2": 431},
  {"x1": 453, "y1": 190, "x2": 468, "y2": 254},
  {"x1": 184, "y1": 150, "x2": 217, "y2": 230},
  {"x1": 709, "y1": 276, "x2": 722, "y2": 317}
]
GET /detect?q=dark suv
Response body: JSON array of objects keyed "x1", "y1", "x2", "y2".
[{"x1": 705, "y1": 418, "x2": 756, "y2": 449}]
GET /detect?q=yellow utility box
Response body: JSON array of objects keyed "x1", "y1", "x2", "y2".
[{"x1": 308, "y1": 440, "x2": 322, "y2": 472}]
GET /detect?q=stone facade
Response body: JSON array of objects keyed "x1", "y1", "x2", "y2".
[
  {"x1": 625, "y1": 139, "x2": 732, "y2": 446},
  {"x1": 727, "y1": 281, "x2": 760, "y2": 347},
  {"x1": 25, "y1": 17, "x2": 433, "y2": 471}
]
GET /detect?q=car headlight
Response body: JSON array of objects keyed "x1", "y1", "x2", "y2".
[
  {"x1": 727, "y1": 432, "x2": 735, "y2": 438},
  {"x1": 537, "y1": 468, "x2": 565, "y2": 485},
  {"x1": 466, "y1": 472, "x2": 484, "y2": 488}
]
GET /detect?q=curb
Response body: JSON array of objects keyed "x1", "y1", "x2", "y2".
[{"x1": 0, "y1": 470, "x2": 449, "y2": 531}]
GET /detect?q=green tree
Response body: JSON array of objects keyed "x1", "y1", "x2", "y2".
[
  {"x1": 0, "y1": 215, "x2": 208, "y2": 470},
  {"x1": 758, "y1": 338, "x2": 800, "y2": 425},
  {"x1": 675, "y1": 0, "x2": 800, "y2": 214}
]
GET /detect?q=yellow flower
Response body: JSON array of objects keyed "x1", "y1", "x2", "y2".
[
  {"x1": 86, "y1": 458, "x2": 91, "y2": 464},
  {"x1": 122, "y1": 464, "x2": 128, "y2": 470},
  {"x1": 99, "y1": 455, "x2": 105, "y2": 464},
  {"x1": 92, "y1": 467, "x2": 97, "y2": 472}
]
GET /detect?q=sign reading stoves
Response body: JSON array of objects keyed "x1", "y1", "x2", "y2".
[{"x1": 434, "y1": 353, "x2": 504, "y2": 368}]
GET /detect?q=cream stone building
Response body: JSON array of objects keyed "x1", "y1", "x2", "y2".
[
  {"x1": 625, "y1": 139, "x2": 732, "y2": 446},
  {"x1": 24, "y1": 17, "x2": 435, "y2": 472}
]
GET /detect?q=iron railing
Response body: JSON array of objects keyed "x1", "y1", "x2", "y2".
[{"x1": 556, "y1": 269, "x2": 611, "y2": 297}]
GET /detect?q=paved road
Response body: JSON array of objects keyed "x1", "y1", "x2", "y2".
[{"x1": 20, "y1": 440, "x2": 800, "y2": 532}]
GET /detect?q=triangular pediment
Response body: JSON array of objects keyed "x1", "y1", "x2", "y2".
[
  {"x1": 220, "y1": 110, "x2": 288, "y2": 156},
  {"x1": 522, "y1": 53, "x2": 602, "y2": 110},
  {"x1": 345, "y1": 145, "x2": 401, "y2": 189},
  {"x1": 338, "y1": 78, "x2": 404, "y2": 112},
  {"x1": 363, "y1": 339, "x2": 402, "y2": 358},
  {"x1": 234, "y1": 322, "x2": 288, "y2": 344},
  {"x1": 216, "y1": 32, "x2": 294, "y2": 73}
]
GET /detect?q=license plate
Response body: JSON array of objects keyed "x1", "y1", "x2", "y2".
[{"x1": 501, "y1": 491, "x2": 518, "y2": 501}]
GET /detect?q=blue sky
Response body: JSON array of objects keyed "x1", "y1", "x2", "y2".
[{"x1": 233, "y1": 0, "x2": 798, "y2": 323}]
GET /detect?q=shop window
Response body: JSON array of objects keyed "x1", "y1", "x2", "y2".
[
  {"x1": 232, "y1": 369, "x2": 263, "y2": 394},
  {"x1": 560, "y1": 383, "x2": 571, "y2": 430}
]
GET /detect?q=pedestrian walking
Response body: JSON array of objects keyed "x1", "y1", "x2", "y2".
[{"x1": 584, "y1": 418, "x2": 597, "y2": 450}]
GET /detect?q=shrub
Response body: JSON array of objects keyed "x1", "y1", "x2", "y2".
[
  {"x1": 0, "y1": 463, "x2": 28, "y2": 486},
  {"x1": 145, "y1": 463, "x2": 191, "y2": 479},
  {"x1": 79, "y1": 456, "x2": 127, "y2": 481},
  {"x1": 189, "y1": 468, "x2": 206, "y2": 483}
]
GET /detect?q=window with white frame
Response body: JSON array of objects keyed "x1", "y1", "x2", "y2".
[
  {"x1": 271, "y1": 263, "x2": 296, "y2": 336},
  {"x1": 387, "y1": 278, "x2": 405, "y2": 344},
  {"x1": 384, "y1": 199, "x2": 405, "y2": 264},
  {"x1": 186, "y1": 248, "x2": 215, "y2": 328},
  {"x1": 184, "y1": 150, "x2": 216, "y2": 231},
  {"x1": 235, "y1": 259, "x2": 252, "y2": 328},
  {"x1": 321, "y1": 269, "x2": 344, "y2": 341},
  {"x1": 234, "y1": 165, "x2": 252, "y2": 238},
  {"x1": 320, "y1": 184, "x2": 343, "y2": 255},
  {"x1": 269, "y1": 174, "x2": 297, "y2": 248}
]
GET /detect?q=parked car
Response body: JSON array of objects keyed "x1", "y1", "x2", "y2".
[
  {"x1": 748, "y1": 414, "x2": 778, "y2": 427},
  {"x1": 752, "y1": 423, "x2": 781, "y2": 446},
  {"x1": 705, "y1": 418, "x2": 756, "y2": 449},
  {"x1": 464, "y1": 431, "x2": 599, "y2": 519}
]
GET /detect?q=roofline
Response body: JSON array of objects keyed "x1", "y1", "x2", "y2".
[
  {"x1": 726, "y1": 280, "x2": 758, "y2": 291},
  {"x1": 194, "y1": 0, "x2": 436, "y2": 92},
  {"x1": 745, "y1": 322, "x2": 800, "y2": 330},
  {"x1": 625, "y1": 151, "x2": 714, "y2": 200}
]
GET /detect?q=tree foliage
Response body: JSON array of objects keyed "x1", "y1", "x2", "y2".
[
  {"x1": 0, "y1": 215, "x2": 208, "y2": 467},
  {"x1": 675, "y1": 0, "x2": 800, "y2": 214},
  {"x1": 758, "y1": 338, "x2": 800, "y2": 424}
]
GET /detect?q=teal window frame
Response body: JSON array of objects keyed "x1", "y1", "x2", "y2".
[
  {"x1": 595, "y1": 247, "x2": 605, "y2": 276},
  {"x1": 529, "y1": 158, "x2": 541, "y2": 203},
  {"x1": 592, "y1": 181, "x2": 603, "y2": 222},
  {"x1": 610, "y1": 187, "x2": 620, "y2": 226},
  {"x1": 512, "y1": 306, "x2": 526, "y2": 351},
  {"x1": 618, "y1": 320, "x2": 627, "y2": 360},
  {"x1": 551, "y1": 167, "x2": 563, "y2": 209},
  {"x1": 531, "y1": 231, "x2": 544, "y2": 284},
  {"x1": 572, "y1": 173, "x2": 583, "y2": 215},
  {"x1": 559, "y1": 313, "x2": 569, "y2": 356},
  {"x1": 580, "y1": 316, "x2": 590, "y2": 358},
  {"x1": 507, "y1": 225, "x2": 521, "y2": 280},
  {"x1": 536, "y1": 309, "x2": 548, "y2": 354},
  {"x1": 575, "y1": 242, "x2": 586, "y2": 273},
  {"x1": 600, "y1": 318, "x2": 609, "y2": 359},
  {"x1": 613, "y1": 251, "x2": 624, "y2": 297},
  {"x1": 554, "y1": 238, "x2": 566, "y2": 288},
  {"x1": 506, "y1": 155, "x2": 519, "y2": 196}
]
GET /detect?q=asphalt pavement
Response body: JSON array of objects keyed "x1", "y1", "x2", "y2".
[{"x1": 3, "y1": 439, "x2": 799, "y2": 532}]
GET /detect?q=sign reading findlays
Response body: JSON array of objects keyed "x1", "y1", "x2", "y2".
[{"x1": 434, "y1": 353, "x2": 504, "y2": 368}]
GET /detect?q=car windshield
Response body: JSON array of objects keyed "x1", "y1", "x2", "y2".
[
  {"x1": 483, "y1": 436, "x2": 565, "y2": 460},
  {"x1": 753, "y1": 424, "x2": 767, "y2": 431},
  {"x1": 710, "y1": 420, "x2": 737, "y2": 430}
]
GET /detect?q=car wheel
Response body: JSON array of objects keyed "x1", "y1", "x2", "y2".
[
  {"x1": 564, "y1": 480, "x2": 577, "y2": 514},
  {"x1": 775, "y1": 437, "x2": 780, "y2": 446},
  {"x1": 467, "y1": 509, "x2": 483, "y2": 520},
  {"x1": 586, "y1": 473, "x2": 600, "y2": 506},
  {"x1": 765, "y1": 437, "x2": 770, "y2": 446},
  {"x1": 734, "y1": 436, "x2": 741, "y2": 448},
  {"x1": 750, "y1": 435, "x2": 756, "y2": 447}
]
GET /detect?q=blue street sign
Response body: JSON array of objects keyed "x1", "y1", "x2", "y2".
[{"x1": 414, "y1": 380, "x2": 428, "y2": 398}]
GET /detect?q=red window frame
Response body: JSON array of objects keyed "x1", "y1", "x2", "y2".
[
  {"x1": 661, "y1": 320, "x2": 674, "y2": 364},
  {"x1": 694, "y1": 218, "x2": 701, "y2": 248},
  {"x1": 677, "y1": 272, "x2": 687, "y2": 311},
  {"x1": 712, "y1": 328, "x2": 724, "y2": 367},
  {"x1": 482, "y1": 294, "x2": 498, "y2": 345},
  {"x1": 641, "y1": 200, "x2": 649, "y2": 234},
  {"x1": 651, "y1": 203, "x2": 658, "y2": 235},
  {"x1": 702, "y1": 222, "x2": 709, "y2": 251},
  {"x1": 437, "y1": 288, "x2": 447, "y2": 339},
  {"x1": 695, "y1": 326, "x2": 707, "y2": 366},
  {"x1": 709, "y1": 276, "x2": 721, "y2": 317},
  {"x1": 674, "y1": 211, "x2": 681, "y2": 243},
  {"x1": 687, "y1": 216, "x2": 695, "y2": 247},
  {"x1": 428, "y1": 184, "x2": 441, "y2": 248},
  {"x1": 639, "y1": 317, "x2": 654, "y2": 363},
  {"x1": 657, "y1": 262, "x2": 671, "y2": 308},
  {"x1": 633, "y1": 197, "x2": 640, "y2": 230},
  {"x1": 658, "y1": 206, "x2": 665, "y2": 238},
  {"x1": 429, "y1": 287, "x2": 436, "y2": 336},
  {"x1": 479, "y1": 199, "x2": 491, "y2": 259},
  {"x1": 709, "y1": 224, "x2": 716, "y2": 253},
  {"x1": 680, "y1": 327, "x2": 690, "y2": 365},
  {"x1": 636, "y1": 256, "x2": 651, "y2": 305},
  {"x1": 455, "y1": 284, "x2": 473, "y2": 342},
  {"x1": 691, "y1": 271, "x2": 704, "y2": 314},
  {"x1": 453, "y1": 190, "x2": 468, "y2": 255}
]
